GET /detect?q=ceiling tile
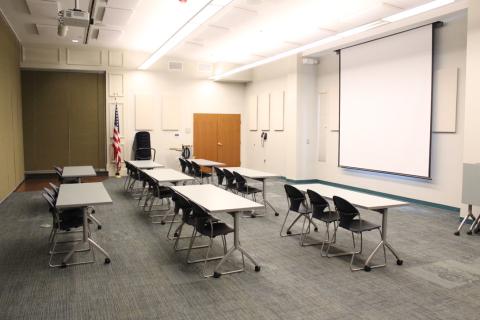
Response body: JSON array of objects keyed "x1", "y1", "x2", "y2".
[
  {"x1": 105, "y1": 0, "x2": 140, "y2": 10},
  {"x1": 35, "y1": 23, "x2": 85, "y2": 41},
  {"x1": 102, "y1": 7, "x2": 133, "y2": 27},
  {"x1": 97, "y1": 28, "x2": 123, "y2": 42},
  {"x1": 26, "y1": 0, "x2": 59, "y2": 19},
  {"x1": 212, "y1": 6, "x2": 257, "y2": 29}
]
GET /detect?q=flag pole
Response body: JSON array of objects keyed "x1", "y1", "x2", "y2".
[{"x1": 113, "y1": 94, "x2": 122, "y2": 178}]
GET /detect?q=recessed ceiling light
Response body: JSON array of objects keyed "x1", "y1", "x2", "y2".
[{"x1": 72, "y1": 39, "x2": 79, "y2": 43}]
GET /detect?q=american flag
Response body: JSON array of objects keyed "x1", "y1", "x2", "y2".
[{"x1": 112, "y1": 104, "x2": 122, "y2": 175}]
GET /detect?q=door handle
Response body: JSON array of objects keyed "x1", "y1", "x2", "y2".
[{"x1": 217, "y1": 142, "x2": 223, "y2": 146}]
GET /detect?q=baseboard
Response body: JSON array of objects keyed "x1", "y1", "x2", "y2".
[
  {"x1": 284, "y1": 177, "x2": 460, "y2": 213},
  {"x1": 0, "y1": 178, "x2": 25, "y2": 205}
]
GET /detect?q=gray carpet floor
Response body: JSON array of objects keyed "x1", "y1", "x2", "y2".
[{"x1": 1, "y1": 177, "x2": 479, "y2": 320}]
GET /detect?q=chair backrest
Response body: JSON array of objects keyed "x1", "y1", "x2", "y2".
[
  {"x1": 42, "y1": 192, "x2": 59, "y2": 223},
  {"x1": 179, "y1": 158, "x2": 187, "y2": 173},
  {"x1": 172, "y1": 191, "x2": 193, "y2": 222},
  {"x1": 213, "y1": 167, "x2": 224, "y2": 185},
  {"x1": 185, "y1": 160, "x2": 193, "y2": 174},
  {"x1": 49, "y1": 183, "x2": 59, "y2": 197},
  {"x1": 189, "y1": 200, "x2": 211, "y2": 228},
  {"x1": 223, "y1": 169, "x2": 236, "y2": 188},
  {"x1": 284, "y1": 184, "x2": 307, "y2": 212},
  {"x1": 53, "y1": 166, "x2": 63, "y2": 174},
  {"x1": 191, "y1": 161, "x2": 201, "y2": 176},
  {"x1": 333, "y1": 196, "x2": 359, "y2": 229},
  {"x1": 54, "y1": 166, "x2": 63, "y2": 182},
  {"x1": 307, "y1": 189, "x2": 329, "y2": 215},
  {"x1": 43, "y1": 187, "x2": 56, "y2": 202},
  {"x1": 233, "y1": 171, "x2": 246, "y2": 188}
]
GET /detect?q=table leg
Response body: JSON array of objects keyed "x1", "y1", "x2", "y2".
[
  {"x1": 213, "y1": 211, "x2": 261, "y2": 278},
  {"x1": 61, "y1": 207, "x2": 111, "y2": 267},
  {"x1": 364, "y1": 209, "x2": 403, "y2": 271},
  {"x1": 249, "y1": 179, "x2": 279, "y2": 218}
]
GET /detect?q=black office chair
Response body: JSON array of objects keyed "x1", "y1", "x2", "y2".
[
  {"x1": 143, "y1": 176, "x2": 173, "y2": 223},
  {"x1": 42, "y1": 192, "x2": 94, "y2": 268},
  {"x1": 223, "y1": 169, "x2": 237, "y2": 192},
  {"x1": 186, "y1": 201, "x2": 235, "y2": 277},
  {"x1": 213, "y1": 166, "x2": 225, "y2": 187},
  {"x1": 280, "y1": 184, "x2": 318, "y2": 245},
  {"x1": 133, "y1": 131, "x2": 156, "y2": 160},
  {"x1": 233, "y1": 171, "x2": 262, "y2": 201},
  {"x1": 191, "y1": 161, "x2": 211, "y2": 184},
  {"x1": 332, "y1": 196, "x2": 386, "y2": 271},
  {"x1": 305, "y1": 189, "x2": 339, "y2": 250}
]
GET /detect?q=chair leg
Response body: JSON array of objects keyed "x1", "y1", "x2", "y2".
[
  {"x1": 202, "y1": 237, "x2": 214, "y2": 277},
  {"x1": 280, "y1": 210, "x2": 304, "y2": 237}
]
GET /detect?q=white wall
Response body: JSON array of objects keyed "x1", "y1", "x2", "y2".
[
  {"x1": 311, "y1": 13, "x2": 467, "y2": 208},
  {"x1": 114, "y1": 71, "x2": 245, "y2": 171}
]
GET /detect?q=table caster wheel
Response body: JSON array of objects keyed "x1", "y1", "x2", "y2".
[
  {"x1": 213, "y1": 272, "x2": 221, "y2": 278},
  {"x1": 174, "y1": 232, "x2": 179, "y2": 238},
  {"x1": 286, "y1": 231, "x2": 292, "y2": 235},
  {"x1": 97, "y1": 225, "x2": 102, "y2": 230},
  {"x1": 396, "y1": 259, "x2": 403, "y2": 266},
  {"x1": 255, "y1": 266, "x2": 261, "y2": 272},
  {"x1": 160, "y1": 221, "x2": 166, "y2": 225},
  {"x1": 454, "y1": 231, "x2": 460, "y2": 236},
  {"x1": 274, "y1": 212, "x2": 279, "y2": 216},
  {"x1": 60, "y1": 262, "x2": 67, "y2": 269},
  {"x1": 364, "y1": 265, "x2": 371, "y2": 272},
  {"x1": 314, "y1": 227, "x2": 318, "y2": 232},
  {"x1": 105, "y1": 258, "x2": 111, "y2": 264},
  {"x1": 467, "y1": 231, "x2": 472, "y2": 235},
  {"x1": 251, "y1": 214, "x2": 256, "y2": 218}
]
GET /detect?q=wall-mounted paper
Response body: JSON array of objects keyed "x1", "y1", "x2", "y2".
[
  {"x1": 135, "y1": 94, "x2": 154, "y2": 130},
  {"x1": 271, "y1": 90, "x2": 285, "y2": 131},
  {"x1": 258, "y1": 93, "x2": 270, "y2": 131}
]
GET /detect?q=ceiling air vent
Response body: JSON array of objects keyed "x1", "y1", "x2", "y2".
[{"x1": 168, "y1": 61, "x2": 183, "y2": 72}]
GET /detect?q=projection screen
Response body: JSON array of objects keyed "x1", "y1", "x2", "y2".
[{"x1": 339, "y1": 24, "x2": 433, "y2": 178}]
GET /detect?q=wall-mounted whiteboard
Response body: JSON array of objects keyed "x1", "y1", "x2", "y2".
[
  {"x1": 270, "y1": 90, "x2": 285, "y2": 131},
  {"x1": 339, "y1": 24, "x2": 433, "y2": 178},
  {"x1": 135, "y1": 94, "x2": 154, "y2": 130},
  {"x1": 162, "y1": 95, "x2": 181, "y2": 131},
  {"x1": 433, "y1": 67, "x2": 458, "y2": 133},
  {"x1": 248, "y1": 95, "x2": 258, "y2": 131},
  {"x1": 258, "y1": 93, "x2": 270, "y2": 131}
]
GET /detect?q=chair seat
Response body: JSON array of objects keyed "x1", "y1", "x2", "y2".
[
  {"x1": 153, "y1": 187, "x2": 173, "y2": 198},
  {"x1": 347, "y1": 219, "x2": 380, "y2": 232},
  {"x1": 59, "y1": 209, "x2": 84, "y2": 229},
  {"x1": 312, "y1": 210, "x2": 339, "y2": 223},
  {"x1": 197, "y1": 221, "x2": 233, "y2": 237},
  {"x1": 237, "y1": 185, "x2": 262, "y2": 194}
]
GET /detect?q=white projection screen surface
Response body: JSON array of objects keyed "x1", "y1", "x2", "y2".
[{"x1": 339, "y1": 24, "x2": 433, "y2": 178}]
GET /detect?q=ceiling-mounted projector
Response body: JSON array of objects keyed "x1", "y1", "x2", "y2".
[{"x1": 57, "y1": 0, "x2": 91, "y2": 37}]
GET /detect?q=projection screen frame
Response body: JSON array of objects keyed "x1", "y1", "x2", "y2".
[{"x1": 337, "y1": 22, "x2": 441, "y2": 180}]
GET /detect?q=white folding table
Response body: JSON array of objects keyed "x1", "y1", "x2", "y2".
[
  {"x1": 62, "y1": 166, "x2": 96, "y2": 182},
  {"x1": 125, "y1": 160, "x2": 165, "y2": 170},
  {"x1": 144, "y1": 168, "x2": 195, "y2": 185},
  {"x1": 191, "y1": 159, "x2": 225, "y2": 167},
  {"x1": 223, "y1": 167, "x2": 280, "y2": 217},
  {"x1": 294, "y1": 183, "x2": 407, "y2": 271},
  {"x1": 56, "y1": 182, "x2": 113, "y2": 267},
  {"x1": 171, "y1": 184, "x2": 263, "y2": 277}
]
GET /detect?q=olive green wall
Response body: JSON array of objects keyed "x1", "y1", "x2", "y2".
[
  {"x1": 0, "y1": 15, "x2": 23, "y2": 201},
  {"x1": 21, "y1": 71, "x2": 106, "y2": 171}
]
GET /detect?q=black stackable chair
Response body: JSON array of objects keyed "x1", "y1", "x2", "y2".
[
  {"x1": 142, "y1": 175, "x2": 173, "y2": 223},
  {"x1": 332, "y1": 196, "x2": 386, "y2": 271},
  {"x1": 186, "y1": 201, "x2": 234, "y2": 277},
  {"x1": 191, "y1": 161, "x2": 211, "y2": 184},
  {"x1": 305, "y1": 189, "x2": 339, "y2": 250},
  {"x1": 184, "y1": 160, "x2": 194, "y2": 177},
  {"x1": 233, "y1": 171, "x2": 262, "y2": 201},
  {"x1": 222, "y1": 169, "x2": 237, "y2": 192},
  {"x1": 179, "y1": 158, "x2": 188, "y2": 174},
  {"x1": 280, "y1": 184, "x2": 318, "y2": 245},
  {"x1": 213, "y1": 166, "x2": 225, "y2": 187},
  {"x1": 53, "y1": 166, "x2": 78, "y2": 184}
]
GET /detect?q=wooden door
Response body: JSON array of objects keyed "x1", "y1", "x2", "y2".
[
  {"x1": 193, "y1": 114, "x2": 218, "y2": 161},
  {"x1": 193, "y1": 113, "x2": 241, "y2": 167},
  {"x1": 217, "y1": 114, "x2": 241, "y2": 166}
]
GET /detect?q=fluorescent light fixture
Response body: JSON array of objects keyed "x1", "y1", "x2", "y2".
[
  {"x1": 72, "y1": 39, "x2": 79, "y2": 43},
  {"x1": 139, "y1": 0, "x2": 233, "y2": 70},
  {"x1": 383, "y1": 0, "x2": 455, "y2": 22},
  {"x1": 210, "y1": 0, "x2": 456, "y2": 81}
]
